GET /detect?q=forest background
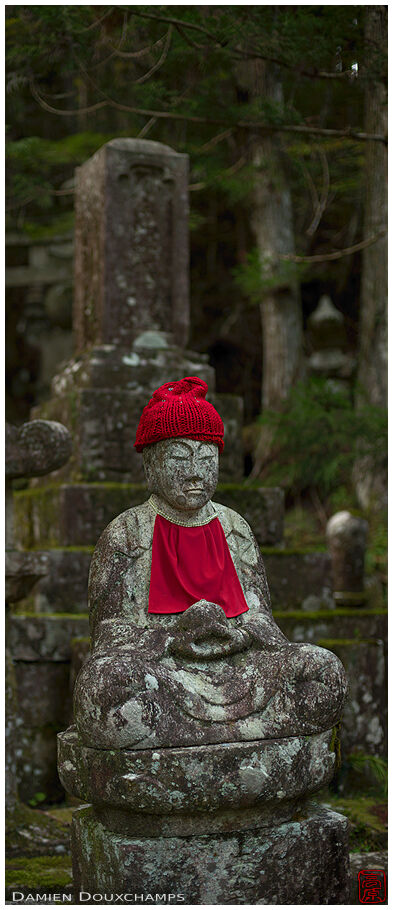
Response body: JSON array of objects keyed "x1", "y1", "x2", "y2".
[
  {"x1": 5, "y1": 4, "x2": 387, "y2": 530},
  {"x1": 4, "y1": 4, "x2": 388, "y2": 852}
]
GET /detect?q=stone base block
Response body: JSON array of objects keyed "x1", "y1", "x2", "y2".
[{"x1": 71, "y1": 805, "x2": 349, "y2": 904}]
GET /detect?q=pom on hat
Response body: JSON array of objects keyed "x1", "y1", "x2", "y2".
[{"x1": 134, "y1": 376, "x2": 224, "y2": 452}]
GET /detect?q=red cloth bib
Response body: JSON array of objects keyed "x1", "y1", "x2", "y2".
[{"x1": 148, "y1": 514, "x2": 249, "y2": 618}]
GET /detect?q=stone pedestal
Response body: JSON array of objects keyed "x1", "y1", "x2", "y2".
[
  {"x1": 58, "y1": 727, "x2": 349, "y2": 904},
  {"x1": 71, "y1": 805, "x2": 349, "y2": 905}
]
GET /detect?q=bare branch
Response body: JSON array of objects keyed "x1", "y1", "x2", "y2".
[
  {"x1": 135, "y1": 26, "x2": 173, "y2": 84},
  {"x1": 137, "y1": 117, "x2": 157, "y2": 139},
  {"x1": 299, "y1": 156, "x2": 320, "y2": 226},
  {"x1": 130, "y1": 10, "x2": 221, "y2": 45},
  {"x1": 225, "y1": 155, "x2": 247, "y2": 176},
  {"x1": 29, "y1": 82, "x2": 387, "y2": 144},
  {"x1": 200, "y1": 129, "x2": 233, "y2": 151},
  {"x1": 174, "y1": 22, "x2": 203, "y2": 50},
  {"x1": 108, "y1": 32, "x2": 169, "y2": 60},
  {"x1": 77, "y1": 7, "x2": 115, "y2": 33},
  {"x1": 305, "y1": 147, "x2": 330, "y2": 237},
  {"x1": 280, "y1": 229, "x2": 387, "y2": 263},
  {"x1": 30, "y1": 81, "x2": 107, "y2": 115},
  {"x1": 87, "y1": 12, "x2": 129, "y2": 71}
]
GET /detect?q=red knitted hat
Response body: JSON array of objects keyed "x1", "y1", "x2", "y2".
[{"x1": 134, "y1": 377, "x2": 224, "y2": 452}]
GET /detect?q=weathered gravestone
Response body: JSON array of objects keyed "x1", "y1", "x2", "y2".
[
  {"x1": 59, "y1": 379, "x2": 350, "y2": 904},
  {"x1": 326, "y1": 511, "x2": 369, "y2": 606}
]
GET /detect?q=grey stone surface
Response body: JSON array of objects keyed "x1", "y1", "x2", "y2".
[
  {"x1": 259, "y1": 550, "x2": 333, "y2": 608},
  {"x1": 15, "y1": 662, "x2": 72, "y2": 728},
  {"x1": 70, "y1": 636, "x2": 91, "y2": 692},
  {"x1": 275, "y1": 612, "x2": 387, "y2": 757},
  {"x1": 73, "y1": 139, "x2": 190, "y2": 352},
  {"x1": 32, "y1": 352, "x2": 216, "y2": 484},
  {"x1": 71, "y1": 804, "x2": 350, "y2": 904},
  {"x1": 5, "y1": 420, "x2": 72, "y2": 480},
  {"x1": 9, "y1": 614, "x2": 89, "y2": 662},
  {"x1": 16, "y1": 725, "x2": 66, "y2": 804},
  {"x1": 326, "y1": 510, "x2": 369, "y2": 600},
  {"x1": 6, "y1": 416, "x2": 72, "y2": 815},
  {"x1": 72, "y1": 438, "x2": 347, "y2": 750},
  {"x1": 59, "y1": 727, "x2": 335, "y2": 832},
  {"x1": 5, "y1": 551, "x2": 49, "y2": 604},
  {"x1": 318, "y1": 639, "x2": 386, "y2": 756},
  {"x1": 25, "y1": 550, "x2": 92, "y2": 614},
  {"x1": 5, "y1": 651, "x2": 18, "y2": 812}
]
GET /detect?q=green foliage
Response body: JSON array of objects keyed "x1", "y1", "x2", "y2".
[
  {"x1": 234, "y1": 248, "x2": 308, "y2": 300},
  {"x1": 347, "y1": 753, "x2": 388, "y2": 797},
  {"x1": 28, "y1": 791, "x2": 47, "y2": 808},
  {"x1": 257, "y1": 378, "x2": 387, "y2": 500}
]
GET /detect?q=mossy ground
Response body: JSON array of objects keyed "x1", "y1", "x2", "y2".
[
  {"x1": 5, "y1": 854, "x2": 73, "y2": 893},
  {"x1": 321, "y1": 794, "x2": 387, "y2": 852},
  {"x1": 6, "y1": 803, "x2": 70, "y2": 858}
]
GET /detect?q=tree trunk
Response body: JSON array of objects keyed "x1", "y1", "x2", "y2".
[
  {"x1": 355, "y1": 6, "x2": 387, "y2": 509},
  {"x1": 249, "y1": 63, "x2": 304, "y2": 412}
]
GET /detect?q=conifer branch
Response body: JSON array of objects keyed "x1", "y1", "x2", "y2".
[
  {"x1": 29, "y1": 83, "x2": 387, "y2": 144},
  {"x1": 280, "y1": 229, "x2": 387, "y2": 263}
]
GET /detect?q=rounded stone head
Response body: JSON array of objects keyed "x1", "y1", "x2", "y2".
[{"x1": 143, "y1": 438, "x2": 219, "y2": 511}]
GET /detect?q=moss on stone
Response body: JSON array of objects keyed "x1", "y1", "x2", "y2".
[
  {"x1": 261, "y1": 545, "x2": 326, "y2": 555},
  {"x1": 14, "y1": 484, "x2": 65, "y2": 499},
  {"x1": 317, "y1": 638, "x2": 380, "y2": 647},
  {"x1": 272, "y1": 607, "x2": 387, "y2": 621},
  {"x1": 329, "y1": 723, "x2": 342, "y2": 770},
  {"x1": 16, "y1": 611, "x2": 89, "y2": 620}
]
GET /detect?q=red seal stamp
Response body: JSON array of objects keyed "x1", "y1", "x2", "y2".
[{"x1": 358, "y1": 869, "x2": 386, "y2": 904}]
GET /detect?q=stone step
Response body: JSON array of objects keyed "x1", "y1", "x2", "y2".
[
  {"x1": 273, "y1": 607, "x2": 387, "y2": 644},
  {"x1": 275, "y1": 609, "x2": 387, "y2": 757},
  {"x1": 14, "y1": 482, "x2": 284, "y2": 548}
]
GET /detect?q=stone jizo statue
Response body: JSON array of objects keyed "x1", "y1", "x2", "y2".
[{"x1": 74, "y1": 376, "x2": 347, "y2": 750}]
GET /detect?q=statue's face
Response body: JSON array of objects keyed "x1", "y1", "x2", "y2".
[{"x1": 143, "y1": 438, "x2": 219, "y2": 511}]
